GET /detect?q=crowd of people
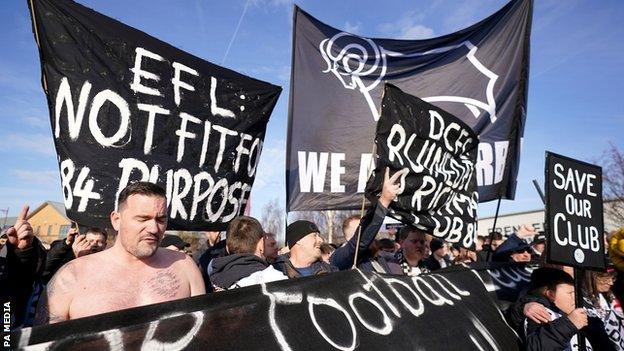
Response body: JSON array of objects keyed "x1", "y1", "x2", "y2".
[{"x1": 1, "y1": 173, "x2": 624, "y2": 350}]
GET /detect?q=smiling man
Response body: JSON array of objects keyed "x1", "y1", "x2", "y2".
[{"x1": 35, "y1": 182, "x2": 205, "y2": 324}]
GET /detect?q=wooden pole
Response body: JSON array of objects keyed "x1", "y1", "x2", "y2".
[
  {"x1": 352, "y1": 143, "x2": 377, "y2": 269},
  {"x1": 574, "y1": 267, "x2": 586, "y2": 351},
  {"x1": 486, "y1": 196, "x2": 502, "y2": 261}
]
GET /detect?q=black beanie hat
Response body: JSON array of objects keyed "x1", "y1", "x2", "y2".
[
  {"x1": 286, "y1": 220, "x2": 320, "y2": 248},
  {"x1": 430, "y1": 239, "x2": 444, "y2": 253}
]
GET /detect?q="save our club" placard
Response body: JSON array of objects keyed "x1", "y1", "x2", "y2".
[{"x1": 545, "y1": 152, "x2": 605, "y2": 270}]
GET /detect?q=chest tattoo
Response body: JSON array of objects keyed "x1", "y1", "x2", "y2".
[{"x1": 145, "y1": 270, "x2": 182, "y2": 298}]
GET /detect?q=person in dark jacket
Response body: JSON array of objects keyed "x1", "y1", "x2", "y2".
[
  {"x1": 198, "y1": 231, "x2": 227, "y2": 292},
  {"x1": 42, "y1": 226, "x2": 107, "y2": 284},
  {"x1": 492, "y1": 233, "x2": 533, "y2": 263},
  {"x1": 274, "y1": 167, "x2": 404, "y2": 277},
  {"x1": 273, "y1": 220, "x2": 337, "y2": 278},
  {"x1": 524, "y1": 267, "x2": 591, "y2": 350},
  {"x1": 0, "y1": 205, "x2": 47, "y2": 328},
  {"x1": 208, "y1": 216, "x2": 286, "y2": 290},
  {"x1": 477, "y1": 232, "x2": 503, "y2": 262},
  {"x1": 391, "y1": 225, "x2": 429, "y2": 276},
  {"x1": 424, "y1": 239, "x2": 451, "y2": 271}
]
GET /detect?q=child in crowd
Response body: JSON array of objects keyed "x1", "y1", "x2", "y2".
[{"x1": 524, "y1": 267, "x2": 591, "y2": 350}]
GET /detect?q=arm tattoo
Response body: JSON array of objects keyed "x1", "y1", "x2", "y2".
[
  {"x1": 34, "y1": 264, "x2": 73, "y2": 325},
  {"x1": 33, "y1": 287, "x2": 65, "y2": 325}
]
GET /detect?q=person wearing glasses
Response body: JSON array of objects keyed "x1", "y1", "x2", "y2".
[{"x1": 492, "y1": 225, "x2": 538, "y2": 263}]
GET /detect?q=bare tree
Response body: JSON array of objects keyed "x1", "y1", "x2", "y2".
[
  {"x1": 261, "y1": 198, "x2": 284, "y2": 236},
  {"x1": 600, "y1": 143, "x2": 624, "y2": 226}
]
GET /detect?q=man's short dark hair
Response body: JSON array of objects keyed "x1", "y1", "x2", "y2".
[
  {"x1": 85, "y1": 227, "x2": 107, "y2": 241},
  {"x1": 489, "y1": 231, "x2": 504, "y2": 241},
  {"x1": 118, "y1": 182, "x2": 166, "y2": 210},
  {"x1": 396, "y1": 225, "x2": 425, "y2": 243},
  {"x1": 529, "y1": 267, "x2": 575, "y2": 295},
  {"x1": 377, "y1": 238, "x2": 395, "y2": 250},
  {"x1": 342, "y1": 215, "x2": 361, "y2": 235},
  {"x1": 226, "y1": 216, "x2": 264, "y2": 255}
]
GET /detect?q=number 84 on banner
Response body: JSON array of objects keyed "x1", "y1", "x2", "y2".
[{"x1": 60, "y1": 158, "x2": 102, "y2": 212}]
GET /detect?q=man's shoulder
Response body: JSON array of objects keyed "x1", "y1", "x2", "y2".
[
  {"x1": 154, "y1": 248, "x2": 192, "y2": 267},
  {"x1": 312, "y1": 259, "x2": 338, "y2": 273}
]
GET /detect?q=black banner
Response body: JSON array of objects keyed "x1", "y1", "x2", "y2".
[
  {"x1": 545, "y1": 152, "x2": 605, "y2": 269},
  {"x1": 366, "y1": 84, "x2": 479, "y2": 249},
  {"x1": 286, "y1": 0, "x2": 532, "y2": 211},
  {"x1": 28, "y1": 0, "x2": 281, "y2": 230},
  {"x1": 12, "y1": 269, "x2": 520, "y2": 350}
]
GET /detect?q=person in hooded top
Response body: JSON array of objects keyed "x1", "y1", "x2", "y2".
[{"x1": 208, "y1": 216, "x2": 286, "y2": 291}]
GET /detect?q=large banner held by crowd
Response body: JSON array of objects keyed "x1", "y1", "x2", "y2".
[
  {"x1": 28, "y1": 0, "x2": 281, "y2": 230},
  {"x1": 12, "y1": 269, "x2": 520, "y2": 350},
  {"x1": 366, "y1": 84, "x2": 479, "y2": 249},
  {"x1": 545, "y1": 152, "x2": 605, "y2": 270},
  {"x1": 286, "y1": 0, "x2": 532, "y2": 211}
]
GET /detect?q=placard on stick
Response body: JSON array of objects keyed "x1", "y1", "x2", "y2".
[{"x1": 545, "y1": 152, "x2": 605, "y2": 270}]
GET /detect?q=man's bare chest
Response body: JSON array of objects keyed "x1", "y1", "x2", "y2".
[{"x1": 69, "y1": 266, "x2": 189, "y2": 319}]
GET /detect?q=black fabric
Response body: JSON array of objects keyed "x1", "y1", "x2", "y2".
[
  {"x1": 28, "y1": 0, "x2": 281, "y2": 230},
  {"x1": 365, "y1": 84, "x2": 479, "y2": 250},
  {"x1": 12, "y1": 268, "x2": 521, "y2": 350},
  {"x1": 198, "y1": 239, "x2": 228, "y2": 293},
  {"x1": 0, "y1": 237, "x2": 47, "y2": 329},
  {"x1": 209, "y1": 254, "x2": 268, "y2": 289},
  {"x1": 507, "y1": 293, "x2": 543, "y2": 341},
  {"x1": 287, "y1": 0, "x2": 533, "y2": 211},
  {"x1": 424, "y1": 254, "x2": 451, "y2": 272},
  {"x1": 524, "y1": 304, "x2": 578, "y2": 351},
  {"x1": 42, "y1": 239, "x2": 75, "y2": 284}
]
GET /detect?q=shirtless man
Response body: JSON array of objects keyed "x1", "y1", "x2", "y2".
[{"x1": 35, "y1": 182, "x2": 205, "y2": 324}]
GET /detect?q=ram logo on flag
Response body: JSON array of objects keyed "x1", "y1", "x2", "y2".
[
  {"x1": 319, "y1": 36, "x2": 499, "y2": 124},
  {"x1": 287, "y1": 0, "x2": 532, "y2": 212}
]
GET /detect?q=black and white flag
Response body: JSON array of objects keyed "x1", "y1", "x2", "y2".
[
  {"x1": 287, "y1": 0, "x2": 532, "y2": 211},
  {"x1": 28, "y1": 0, "x2": 281, "y2": 230},
  {"x1": 366, "y1": 84, "x2": 479, "y2": 249}
]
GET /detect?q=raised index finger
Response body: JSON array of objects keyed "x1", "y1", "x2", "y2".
[{"x1": 16, "y1": 205, "x2": 29, "y2": 223}]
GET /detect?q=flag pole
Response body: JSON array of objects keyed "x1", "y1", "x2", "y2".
[
  {"x1": 532, "y1": 179, "x2": 545, "y2": 205},
  {"x1": 352, "y1": 143, "x2": 377, "y2": 269},
  {"x1": 353, "y1": 85, "x2": 386, "y2": 269},
  {"x1": 27, "y1": 0, "x2": 49, "y2": 93},
  {"x1": 486, "y1": 196, "x2": 502, "y2": 261},
  {"x1": 1, "y1": 207, "x2": 8, "y2": 228}
]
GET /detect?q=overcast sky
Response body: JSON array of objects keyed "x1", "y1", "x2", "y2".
[{"x1": 1, "y1": 0, "x2": 622, "y2": 226}]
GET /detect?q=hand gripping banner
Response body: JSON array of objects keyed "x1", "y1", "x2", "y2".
[{"x1": 366, "y1": 84, "x2": 479, "y2": 250}]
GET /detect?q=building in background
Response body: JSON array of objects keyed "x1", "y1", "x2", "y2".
[
  {"x1": 27, "y1": 201, "x2": 72, "y2": 244},
  {"x1": 478, "y1": 199, "x2": 622, "y2": 237}
]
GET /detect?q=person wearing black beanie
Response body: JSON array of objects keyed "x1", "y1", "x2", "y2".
[
  {"x1": 273, "y1": 167, "x2": 406, "y2": 278},
  {"x1": 424, "y1": 239, "x2": 451, "y2": 271}
]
